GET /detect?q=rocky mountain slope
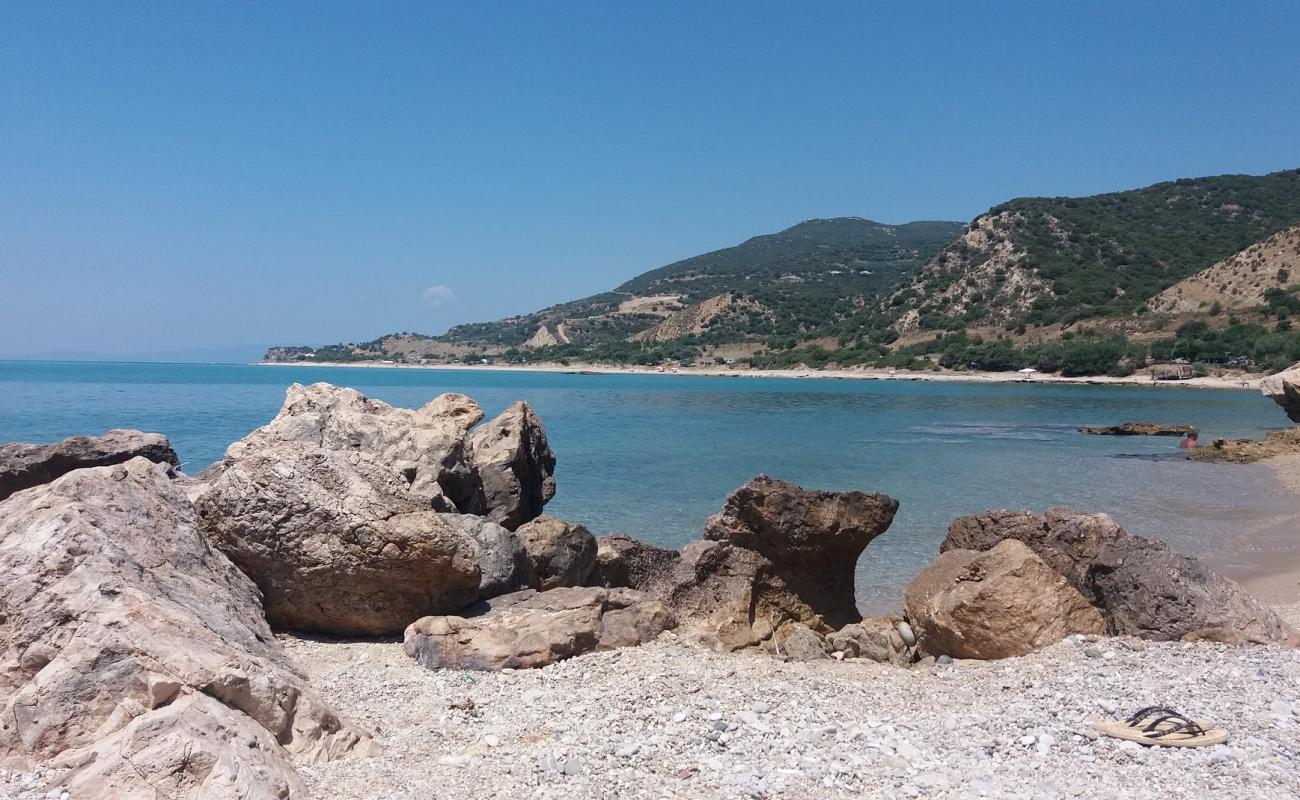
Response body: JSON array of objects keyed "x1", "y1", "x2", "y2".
[
  {"x1": 1150, "y1": 222, "x2": 1300, "y2": 314},
  {"x1": 889, "y1": 169, "x2": 1300, "y2": 333}
]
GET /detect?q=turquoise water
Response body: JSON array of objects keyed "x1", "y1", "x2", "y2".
[{"x1": 1, "y1": 360, "x2": 1292, "y2": 612}]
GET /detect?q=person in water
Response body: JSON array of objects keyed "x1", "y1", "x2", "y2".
[{"x1": 1180, "y1": 429, "x2": 1199, "y2": 449}]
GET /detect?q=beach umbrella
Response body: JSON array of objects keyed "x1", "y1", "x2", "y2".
[{"x1": 1018, "y1": 367, "x2": 1037, "y2": 380}]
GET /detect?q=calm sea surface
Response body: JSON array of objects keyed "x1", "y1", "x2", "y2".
[{"x1": 2, "y1": 361, "x2": 1293, "y2": 612}]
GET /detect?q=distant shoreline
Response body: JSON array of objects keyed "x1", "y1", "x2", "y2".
[{"x1": 257, "y1": 359, "x2": 1263, "y2": 392}]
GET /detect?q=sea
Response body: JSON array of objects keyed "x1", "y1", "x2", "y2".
[{"x1": 2, "y1": 360, "x2": 1294, "y2": 613}]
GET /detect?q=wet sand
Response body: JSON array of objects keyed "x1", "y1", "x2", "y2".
[{"x1": 1234, "y1": 454, "x2": 1300, "y2": 625}]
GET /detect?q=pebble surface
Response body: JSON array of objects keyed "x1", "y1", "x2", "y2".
[
  {"x1": 5, "y1": 625, "x2": 1297, "y2": 800},
  {"x1": 277, "y1": 631, "x2": 1298, "y2": 800}
]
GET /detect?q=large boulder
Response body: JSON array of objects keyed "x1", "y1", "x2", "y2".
[
  {"x1": 904, "y1": 540, "x2": 1105, "y2": 659},
  {"x1": 466, "y1": 400, "x2": 557, "y2": 530},
  {"x1": 1261, "y1": 362, "x2": 1300, "y2": 423},
  {"x1": 0, "y1": 458, "x2": 375, "y2": 799},
  {"x1": 517, "y1": 515, "x2": 597, "y2": 589},
  {"x1": 0, "y1": 429, "x2": 179, "y2": 502},
  {"x1": 703, "y1": 476, "x2": 899, "y2": 629},
  {"x1": 196, "y1": 383, "x2": 551, "y2": 635},
  {"x1": 943, "y1": 507, "x2": 1299, "y2": 645},
  {"x1": 403, "y1": 586, "x2": 676, "y2": 671}
]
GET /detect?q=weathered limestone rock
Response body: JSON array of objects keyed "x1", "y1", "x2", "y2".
[
  {"x1": 1261, "y1": 362, "x2": 1300, "y2": 423},
  {"x1": 0, "y1": 458, "x2": 374, "y2": 799},
  {"x1": 770, "y1": 621, "x2": 831, "y2": 661},
  {"x1": 828, "y1": 617, "x2": 913, "y2": 665},
  {"x1": 589, "y1": 533, "x2": 682, "y2": 590},
  {"x1": 403, "y1": 586, "x2": 676, "y2": 671},
  {"x1": 942, "y1": 507, "x2": 1299, "y2": 645},
  {"x1": 197, "y1": 383, "x2": 555, "y2": 634},
  {"x1": 1078, "y1": 422, "x2": 1195, "y2": 436},
  {"x1": 0, "y1": 428, "x2": 179, "y2": 502},
  {"x1": 517, "y1": 515, "x2": 597, "y2": 589},
  {"x1": 466, "y1": 400, "x2": 557, "y2": 531},
  {"x1": 904, "y1": 540, "x2": 1105, "y2": 659},
  {"x1": 703, "y1": 476, "x2": 899, "y2": 629}
]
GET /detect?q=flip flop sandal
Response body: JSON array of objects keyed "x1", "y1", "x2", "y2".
[{"x1": 1093, "y1": 705, "x2": 1229, "y2": 748}]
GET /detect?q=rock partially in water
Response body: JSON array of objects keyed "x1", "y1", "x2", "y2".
[
  {"x1": 1261, "y1": 361, "x2": 1300, "y2": 423},
  {"x1": 1079, "y1": 422, "x2": 1195, "y2": 436},
  {"x1": 943, "y1": 506, "x2": 1299, "y2": 646},
  {"x1": 904, "y1": 540, "x2": 1105, "y2": 659},
  {"x1": 0, "y1": 457, "x2": 375, "y2": 799},
  {"x1": 0, "y1": 428, "x2": 179, "y2": 502},
  {"x1": 1186, "y1": 427, "x2": 1300, "y2": 463},
  {"x1": 403, "y1": 586, "x2": 676, "y2": 671}
]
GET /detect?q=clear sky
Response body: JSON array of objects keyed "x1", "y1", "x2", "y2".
[{"x1": 2, "y1": 2, "x2": 1298, "y2": 360}]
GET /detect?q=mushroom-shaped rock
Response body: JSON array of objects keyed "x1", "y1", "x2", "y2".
[
  {"x1": 0, "y1": 429, "x2": 179, "y2": 502},
  {"x1": 904, "y1": 540, "x2": 1105, "y2": 659},
  {"x1": 0, "y1": 458, "x2": 375, "y2": 799},
  {"x1": 403, "y1": 586, "x2": 676, "y2": 671},
  {"x1": 517, "y1": 515, "x2": 597, "y2": 589},
  {"x1": 703, "y1": 476, "x2": 899, "y2": 629}
]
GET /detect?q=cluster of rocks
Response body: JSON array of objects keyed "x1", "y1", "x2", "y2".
[
  {"x1": 2, "y1": 379, "x2": 1297, "y2": 800},
  {"x1": 1078, "y1": 422, "x2": 1196, "y2": 436}
]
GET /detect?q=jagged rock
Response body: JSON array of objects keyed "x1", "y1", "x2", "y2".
[
  {"x1": 770, "y1": 621, "x2": 831, "y2": 661},
  {"x1": 904, "y1": 540, "x2": 1105, "y2": 659},
  {"x1": 828, "y1": 617, "x2": 912, "y2": 664},
  {"x1": 1185, "y1": 427, "x2": 1300, "y2": 463},
  {"x1": 589, "y1": 533, "x2": 682, "y2": 590},
  {"x1": 702, "y1": 476, "x2": 899, "y2": 629},
  {"x1": 0, "y1": 428, "x2": 179, "y2": 502},
  {"x1": 196, "y1": 383, "x2": 555, "y2": 635},
  {"x1": 517, "y1": 516, "x2": 597, "y2": 589},
  {"x1": 1261, "y1": 362, "x2": 1300, "y2": 423},
  {"x1": 1078, "y1": 422, "x2": 1195, "y2": 436},
  {"x1": 943, "y1": 507, "x2": 1299, "y2": 645},
  {"x1": 466, "y1": 401, "x2": 557, "y2": 530},
  {"x1": 0, "y1": 458, "x2": 375, "y2": 799},
  {"x1": 403, "y1": 586, "x2": 676, "y2": 671}
]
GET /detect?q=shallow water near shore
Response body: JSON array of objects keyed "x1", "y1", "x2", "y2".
[{"x1": 2, "y1": 360, "x2": 1295, "y2": 614}]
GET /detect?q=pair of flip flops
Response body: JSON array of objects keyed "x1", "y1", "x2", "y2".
[{"x1": 1093, "y1": 705, "x2": 1229, "y2": 747}]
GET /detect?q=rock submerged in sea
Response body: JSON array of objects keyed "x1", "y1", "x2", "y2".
[
  {"x1": 1078, "y1": 422, "x2": 1195, "y2": 436},
  {"x1": 0, "y1": 428, "x2": 179, "y2": 502},
  {"x1": 0, "y1": 457, "x2": 375, "y2": 800},
  {"x1": 196, "y1": 382, "x2": 557, "y2": 635}
]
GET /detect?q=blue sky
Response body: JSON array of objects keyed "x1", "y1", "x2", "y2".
[{"x1": 2, "y1": 2, "x2": 1298, "y2": 360}]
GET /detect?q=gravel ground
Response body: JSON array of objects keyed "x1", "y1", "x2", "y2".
[{"x1": 276, "y1": 631, "x2": 1300, "y2": 800}]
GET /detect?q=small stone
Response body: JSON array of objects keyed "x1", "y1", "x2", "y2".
[
  {"x1": 936, "y1": 654, "x2": 953, "y2": 665},
  {"x1": 562, "y1": 759, "x2": 582, "y2": 776},
  {"x1": 750, "y1": 702, "x2": 769, "y2": 714},
  {"x1": 483, "y1": 734, "x2": 500, "y2": 747},
  {"x1": 616, "y1": 743, "x2": 641, "y2": 757},
  {"x1": 1098, "y1": 700, "x2": 1117, "y2": 715},
  {"x1": 1269, "y1": 700, "x2": 1293, "y2": 718},
  {"x1": 1019, "y1": 734, "x2": 1037, "y2": 747},
  {"x1": 438, "y1": 754, "x2": 470, "y2": 767},
  {"x1": 895, "y1": 740, "x2": 921, "y2": 761},
  {"x1": 1036, "y1": 734, "x2": 1055, "y2": 754},
  {"x1": 712, "y1": 720, "x2": 728, "y2": 732},
  {"x1": 707, "y1": 711, "x2": 723, "y2": 721},
  {"x1": 897, "y1": 621, "x2": 916, "y2": 646},
  {"x1": 1084, "y1": 646, "x2": 1102, "y2": 659},
  {"x1": 672, "y1": 711, "x2": 687, "y2": 723}
]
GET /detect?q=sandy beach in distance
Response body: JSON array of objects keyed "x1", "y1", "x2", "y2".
[{"x1": 259, "y1": 359, "x2": 1264, "y2": 392}]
